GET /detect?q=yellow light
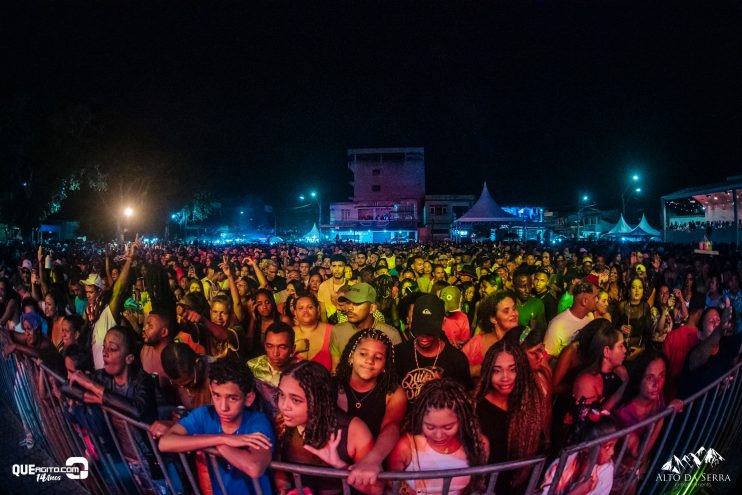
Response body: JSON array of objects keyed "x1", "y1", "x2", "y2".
[{"x1": 124, "y1": 207, "x2": 134, "y2": 218}]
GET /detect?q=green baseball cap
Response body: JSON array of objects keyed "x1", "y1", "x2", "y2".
[
  {"x1": 338, "y1": 282, "x2": 377, "y2": 304},
  {"x1": 439, "y1": 285, "x2": 462, "y2": 312}
]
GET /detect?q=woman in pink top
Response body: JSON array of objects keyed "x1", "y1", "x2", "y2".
[{"x1": 293, "y1": 294, "x2": 333, "y2": 371}]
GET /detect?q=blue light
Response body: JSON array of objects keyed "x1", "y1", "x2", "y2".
[{"x1": 171, "y1": 214, "x2": 177, "y2": 219}]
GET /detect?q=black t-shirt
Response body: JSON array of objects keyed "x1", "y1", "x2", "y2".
[
  {"x1": 269, "y1": 275, "x2": 287, "y2": 292},
  {"x1": 394, "y1": 339, "x2": 472, "y2": 403},
  {"x1": 537, "y1": 291, "x2": 559, "y2": 323}
]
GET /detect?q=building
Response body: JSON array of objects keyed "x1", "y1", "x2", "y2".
[
  {"x1": 422, "y1": 195, "x2": 476, "y2": 241},
  {"x1": 329, "y1": 148, "x2": 425, "y2": 242}
]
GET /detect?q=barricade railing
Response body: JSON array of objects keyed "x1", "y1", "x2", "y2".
[{"x1": 2, "y1": 348, "x2": 741, "y2": 495}]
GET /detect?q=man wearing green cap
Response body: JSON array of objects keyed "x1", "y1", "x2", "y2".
[
  {"x1": 440, "y1": 285, "x2": 470, "y2": 348},
  {"x1": 329, "y1": 282, "x2": 401, "y2": 372}
]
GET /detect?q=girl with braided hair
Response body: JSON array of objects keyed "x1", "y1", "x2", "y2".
[
  {"x1": 336, "y1": 329, "x2": 407, "y2": 489},
  {"x1": 475, "y1": 339, "x2": 549, "y2": 492},
  {"x1": 388, "y1": 378, "x2": 489, "y2": 495},
  {"x1": 276, "y1": 361, "x2": 377, "y2": 495}
]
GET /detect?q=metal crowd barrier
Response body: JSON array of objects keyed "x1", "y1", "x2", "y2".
[{"x1": 2, "y1": 349, "x2": 741, "y2": 495}]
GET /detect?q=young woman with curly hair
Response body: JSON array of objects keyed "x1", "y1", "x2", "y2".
[
  {"x1": 388, "y1": 378, "x2": 489, "y2": 495},
  {"x1": 275, "y1": 361, "x2": 377, "y2": 495},
  {"x1": 475, "y1": 339, "x2": 549, "y2": 492},
  {"x1": 336, "y1": 329, "x2": 407, "y2": 489}
]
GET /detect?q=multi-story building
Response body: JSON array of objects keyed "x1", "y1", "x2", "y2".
[
  {"x1": 329, "y1": 148, "x2": 425, "y2": 242},
  {"x1": 422, "y1": 195, "x2": 476, "y2": 240}
]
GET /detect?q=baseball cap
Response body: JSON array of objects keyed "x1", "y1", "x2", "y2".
[
  {"x1": 411, "y1": 294, "x2": 445, "y2": 337},
  {"x1": 458, "y1": 265, "x2": 477, "y2": 279},
  {"x1": 635, "y1": 264, "x2": 646, "y2": 273},
  {"x1": 338, "y1": 282, "x2": 376, "y2": 304},
  {"x1": 439, "y1": 286, "x2": 462, "y2": 312},
  {"x1": 21, "y1": 259, "x2": 33, "y2": 271},
  {"x1": 582, "y1": 274, "x2": 600, "y2": 287},
  {"x1": 582, "y1": 257, "x2": 593, "y2": 265},
  {"x1": 81, "y1": 273, "x2": 105, "y2": 289}
]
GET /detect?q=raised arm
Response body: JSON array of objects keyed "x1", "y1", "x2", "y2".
[
  {"x1": 108, "y1": 238, "x2": 139, "y2": 318},
  {"x1": 244, "y1": 257, "x2": 268, "y2": 289},
  {"x1": 220, "y1": 256, "x2": 243, "y2": 321}
]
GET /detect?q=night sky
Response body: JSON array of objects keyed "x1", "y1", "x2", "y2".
[{"x1": 6, "y1": 1, "x2": 742, "y2": 224}]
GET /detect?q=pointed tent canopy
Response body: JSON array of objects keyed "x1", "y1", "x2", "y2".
[
  {"x1": 605, "y1": 214, "x2": 634, "y2": 235},
  {"x1": 454, "y1": 183, "x2": 518, "y2": 223},
  {"x1": 629, "y1": 214, "x2": 661, "y2": 237},
  {"x1": 302, "y1": 223, "x2": 321, "y2": 242}
]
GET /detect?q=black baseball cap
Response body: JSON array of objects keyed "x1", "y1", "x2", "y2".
[{"x1": 411, "y1": 294, "x2": 445, "y2": 337}]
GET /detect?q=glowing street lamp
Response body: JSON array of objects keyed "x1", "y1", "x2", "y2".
[
  {"x1": 124, "y1": 207, "x2": 134, "y2": 218},
  {"x1": 621, "y1": 173, "x2": 642, "y2": 216}
]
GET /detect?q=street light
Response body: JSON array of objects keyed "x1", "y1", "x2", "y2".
[
  {"x1": 124, "y1": 207, "x2": 134, "y2": 218},
  {"x1": 621, "y1": 173, "x2": 642, "y2": 216},
  {"x1": 577, "y1": 194, "x2": 596, "y2": 239},
  {"x1": 299, "y1": 192, "x2": 322, "y2": 233}
]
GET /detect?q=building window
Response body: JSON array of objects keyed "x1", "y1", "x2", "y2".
[
  {"x1": 429, "y1": 206, "x2": 448, "y2": 216},
  {"x1": 372, "y1": 185, "x2": 381, "y2": 192},
  {"x1": 372, "y1": 169, "x2": 381, "y2": 176},
  {"x1": 341, "y1": 209, "x2": 351, "y2": 220}
]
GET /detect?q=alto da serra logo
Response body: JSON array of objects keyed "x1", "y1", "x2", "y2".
[
  {"x1": 661, "y1": 447, "x2": 724, "y2": 474},
  {"x1": 657, "y1": 446, "x2": 730, "y2": 484}
]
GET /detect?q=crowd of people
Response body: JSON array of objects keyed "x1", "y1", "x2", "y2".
[{"x1": 1, "y1": 237, "x2": 741, "y2": 495}]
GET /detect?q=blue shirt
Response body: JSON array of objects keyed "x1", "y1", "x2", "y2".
[{"x1": 179, "y1": 405, "x2": 275, "y2": 495}]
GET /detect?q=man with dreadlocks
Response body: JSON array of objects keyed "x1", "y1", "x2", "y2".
[
  {"x1": 475, "y1": 339, "x2": 550, "y2": 492},
  {"x1": 275, "y1": 361, "x2": 378, "y2": 495},
  {"x1": 387, "y1": 378, "x2": 489, "y2": 495},
  {"x1": 336, "y1": 329, "x2": 407, "y2": 489}
]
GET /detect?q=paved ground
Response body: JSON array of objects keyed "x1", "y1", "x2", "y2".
[{"x1": 0, "y1": 401, "x2": 88, "y2": 494}]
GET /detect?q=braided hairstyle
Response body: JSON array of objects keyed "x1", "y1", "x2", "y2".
[
  {"x1": 279, "y1": 361, "x2": 338, "y2": 449},
  {"x1": 475, "y1": 339, "x2": 546, "y2": 462},
  {"x1": 404, "y1": 378, "x2": 487, "y2": 470},
  {"x1": 335, "y1": 329, "x2": 398, "y2": 399}
]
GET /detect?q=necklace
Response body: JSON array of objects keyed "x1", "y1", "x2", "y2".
[
  {"x1": 414, "y1": 340, "x2": 443, "y2": 370},
  {"x1": 348, "y1": 384, "x2": 376, "y2": 409}
]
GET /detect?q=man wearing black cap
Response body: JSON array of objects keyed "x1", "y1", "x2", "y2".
[
  {"x1": 394, "y1": 294, "x2": 471, "y2": 403},
  {"x1": 317, "y1": 254, "x2": 347, "y2": 322}
]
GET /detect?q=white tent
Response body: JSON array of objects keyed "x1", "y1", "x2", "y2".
[
  {"x1": 454, "y1": 183, "x2": 518, "y2": 223},
  {"x1": 603, "y1": 214, "x2": 634, "y2": 236},
  {"x1": 302, "y1": 223, "x2": 321, "y2": 242},
  {"x1": 629, "y1": 214, "x2": 661, "y2": 237}
]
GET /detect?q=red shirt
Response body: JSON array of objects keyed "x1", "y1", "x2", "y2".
[
  {"x1": 663, "y1": 324, "x2": 699, "y2": 380},
  {"x1": 442, "y1": 311, "x2": 471, "y2": 346}
]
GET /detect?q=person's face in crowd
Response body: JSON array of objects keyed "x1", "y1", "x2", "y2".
[
  {"x1": 403, "y1": 270, "x2": 415, "y2": 281},
  {"x1": 239, "y1": 265, "x2": 250, "y2": 278},
  {"x1": 60, "y1": 319, "x2": 79, "y2": 348},
  {"x1": 323, "y1": 257, "x2": 332, "y2": 269},
  {"x1": 210, "y1": 379, "x2": 252, "y2": 425},
  {"x1": 492, "y1": 297, "x2": 519, "y2": 332},
  {"x1": 111, "y1": 267, "x2": 120, "y2": 282},
  {"x1": 709, "y1": 276, "x2": 719, "y2": 294},
  {"x1": 210, "y1": 301, "x2": 230, "y2": 327},
  {"x1": 235, "y1": 278, "x2": 249, "y2": 297},
  {"x1": 533, "y1": 272, "x2": 549, "y2": 295},
  {"x1": 658, "y1": 286, "x2": 670, "y2": 306},
  {"x1": 423, "y1": 261, "x2": 433, "y2": 275},
  {"x1": 179, "y1": 276, "x2": 188, "y2": 290},
  {"x1": 43, "y1": 293, "x2": 58, "y2": 318},
  {"x1": 596, "y1": 292, "x2": 610, "y2": 315},
  {"x1": 277, "y1": 375, "x2": 309, "y2": 428},
  {"x1": 20, "y1": 268, "x2": 31, "y2": 284},
  {"x1": 84, "y1": 284, "x2": 101, "y2": 305},
  {"x1": 480, "y1": 278, "x2": 499, "y2": 299},
  {"x1": 595, "y1": 256, "x2": 606, "y2": 271},
  {"x1": 525, "y1": 342, "x2": 547, "y2": 371},
  {"x1": 287, "y1": 270, "x2": 300, "y2": 283},
  {"x1": 135, "y1": 277, "x2": 145, "y2": 292},
  {"x1": 295, "y1": 297, "x2": 319, "y2": 326},
  {"x1": 299, "y1": 262, "x2": 311, "y2": 278},
  {"x1": 454, "y1": 255, "x2": 462, "y2": 265},
  {"x1": 605, "y1": 333, "x2": 627, "y2": 368},
  {"x1": 64, "y1": 357, "x2": 79, "y2": 381},
  {"x1": 684, "y1": 273, "x2": 694, "y2": 289},
  {"x1": 344, "y1": 266, "x2": 353, "y2": 281},
  {"x1": 464, "y1": 286, "x2": 475, "y2": 303},
  {"x1": 22, "y1": 320, "x2": 41, "y2": 347},
  {"x1": 422, "y1": 407, "x2": 460, "y2": 451},
  {"x1": 167, "y1": 274, "x2": 177, "y2": 290},
  {"x1": 413, "y1": 258, "x2": 425, "y2": 276},
  {"x1": 490, "y1": 351, "x2": 516, "y2": 396},
  {"x1": 344, "y1": 301, "x2": 373, "y2": 325},
  {"x1": 629, "y1": 279, "x2": 644, "y2": 303},
  {"x1": 143, "y1": 314, "x2": 167, "y2": 346},
  {"x1": 433, "y1": 266, "x2": 446, "y2": 282},
  {"x1": 330, "y1": 261, "x2": 345, "y2": 280},
  {"x1": 265, "y1": 264, "x2": 278, "y2": 282},
  {"x1": 701, "y1": 309, "x2": 721, "y2": 338},
  {"x1": 255, "y1": 293, "x2": 273, "y2": 318},
  {"x1": 356, "y1": 253, "x2": 367, "y2": 267},
  {"x1": 189, "y1": 281, "x2": 201, "y2": 293},
  {"x1": 309, "y1": 274, "x2": 322, "y2": 293},
  {"x1": 583, "y1": 261, "x2": 593, "y2": 275},
  {"x1": 525, "y1": 255, "x2": 536, "y2": 266},
  {"x1": 264, "y1": 331, "x2": 294, "y2": 370},
  {"x1": 513, "y1": 275, "x2": 532, "y2": 303},
  {"x1": 598, "y1": 439, "x2": 618, "y2": 465},
  {"x1": 368, "y1": 253, "x2": 379, "y2": 266},
  {"x1": 729, "y1": 274, "x2": 740, "y2": 293},
  {"x1": 641, "y1": 358, "x2": 667, "y2": 402},
  {"x1": 609, "y1": 266, "x2": 619, "y2": 283},
  {"x1": 350, "y1": 337, "x2": 386, "y2": 382},
  {"x1": 102, "y1": 331, "x2": 133, "y2": 378},
  {"x1": 496, "y1": 267, "x2": 508, "y2": 283},
  {"x1": 541, "y1": 252, "x2": 551, "y2": 266},
  {"x1": 286, "y1": 284, "x2": 297, "y2": 298}
]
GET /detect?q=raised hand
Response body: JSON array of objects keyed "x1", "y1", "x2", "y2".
[{"x1": 303, "y1": 429, "x2": 345, "y2": 468}]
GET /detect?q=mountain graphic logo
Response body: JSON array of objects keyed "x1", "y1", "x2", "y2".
[{"x1": 660, "y1": 447, "x2": 725, "y2": 474}]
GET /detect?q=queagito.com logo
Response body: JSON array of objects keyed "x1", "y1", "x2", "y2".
[
  {"x1": 657, "y1": 446, "x2": 730, "y2": 484},
  {"x1": 11, "y1": 456, "x2": 88, "y2": 483}
]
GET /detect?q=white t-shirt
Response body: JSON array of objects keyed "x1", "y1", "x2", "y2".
[
  {"x1": 544, "y1": 309, "x2": 593, "y2": 357},
  {"x1": 91, "y1": 306, "x2": 117, "y2": 370}
]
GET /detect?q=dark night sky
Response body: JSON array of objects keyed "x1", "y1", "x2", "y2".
[{"x1": 6, "y1": 1, "x2": 742, "y2": 222}]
